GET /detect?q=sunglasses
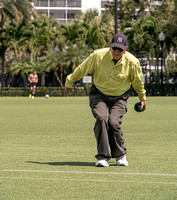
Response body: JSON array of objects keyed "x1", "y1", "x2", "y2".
[{"x1": 112, "y1": 47, "x2": 124, "y2": 52}]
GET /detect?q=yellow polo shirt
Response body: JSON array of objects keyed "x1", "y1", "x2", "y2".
[{"x1": 65, "y1": 48, "x2": 146, "y2": 101}]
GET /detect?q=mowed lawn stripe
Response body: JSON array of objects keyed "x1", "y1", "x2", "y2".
[
  {"x1": 0, "y1": 176, "x2": 177, "y2": 185},
  {"x1": 1, "y1": 169, "x2": 177, "y2": 177}
]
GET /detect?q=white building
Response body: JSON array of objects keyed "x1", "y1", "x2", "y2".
[
  {"x1": 34, "y1": 0, "x2": 110, "y2": 23},
  {"x1": 34, "y1": 0, "x2": 163, "y2": 24}
]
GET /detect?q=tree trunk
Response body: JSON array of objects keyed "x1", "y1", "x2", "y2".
[
  {"x1": 23, "y1": 74, "x2": 27, "y2": 96},
  {"x1": 1, "y1": 57, "x2": 6, "y2": 87},
  {"x1": 52, "y1": 67, "x2": 64, "y2": 88},
  {"x1": 41, "y1": 71, "x2": 45, "y2": 86},
  {"x1": 60, "y1": 66, "x2": 64, "y2": 86},
  {"x1": 156, "y1": 52, "x2": 160, "y2": 84}
]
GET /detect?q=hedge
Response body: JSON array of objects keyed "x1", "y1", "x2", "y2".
[{"x1": 0, "y1": 83, "x2": 176, "y2": 97}]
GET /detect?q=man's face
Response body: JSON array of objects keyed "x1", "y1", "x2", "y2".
[
  {"x1": 33, "y1": 71, "x2": 36, "y2": 75},
  {"x1": 110, "y1": 45, "x2": 128, "y2": 61}
]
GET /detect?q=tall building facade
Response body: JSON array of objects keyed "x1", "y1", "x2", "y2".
[
  {"x1": 34, "y1": 0, "x2": 163, "y2": 24},
  {"x1": 34, "y1": 0, "x2": 110, "y2": 23}
]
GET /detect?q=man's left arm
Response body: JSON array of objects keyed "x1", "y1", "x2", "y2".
[
  {"x1": 35, "y1": 75, "x2": 38, "y2": 83},
  {"x1": 140, "y1": 100, "x2": 146, "y2": 111},
  {"x1": 131, "y1": 62, "x2": 147, "y2": 111},
  {"x1": 28, "y1": 74, "x2": 32, "y2": 83}
]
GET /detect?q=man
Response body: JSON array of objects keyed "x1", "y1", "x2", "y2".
[
  {"x1": 28, "y1": 70, "x2": 38, "y2": 99},
  {"x1": 65, "y1": 33, "x2": 146, "y2": 167}
]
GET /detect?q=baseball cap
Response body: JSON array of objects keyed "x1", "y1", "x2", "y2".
[{"x1": 111, "y1": 33, "x2": 127, "y2": 51}]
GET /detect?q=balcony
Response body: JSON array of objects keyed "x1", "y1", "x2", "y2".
[{"x1": 34, "y1": 0, "x2": 81, "y2": 8}]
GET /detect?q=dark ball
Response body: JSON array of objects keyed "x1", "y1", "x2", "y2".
[{"x1": 134, "y1": 102, "x2": 145, "y2": 112}]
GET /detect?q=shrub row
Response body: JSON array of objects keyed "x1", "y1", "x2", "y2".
[
  {"x1": 0, "y1": 84, "x2": 176, "y2": 97},
  {"x1": 0, "y1": 86, "x2": 87, "y2": 97}
]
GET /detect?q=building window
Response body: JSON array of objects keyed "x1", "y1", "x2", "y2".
[
  {"x1": 67, "y1": 0, "x2": 81, "y2": 8},
  {"x1": 51, "y1": 10, "x2": 65, "y2": 18},
  {"x1": 36, "y1": 9, "x2": 48, "y2": 15},
  {"x1": 101, "y1": 0, "x2": 113, "y2": 8},
  {"x1": 67, "y1": 10, "x2": 80, "y2": 19},
  {"x1": 35, "y1": 0, "x2": 48, "y2": 7},
  {"x1": 35, "y1": 0, "x2": 81, "y2": 8},
  {"x1": 101, "y1": 1, "x2": 107, "y2": 8},
  {"x1": 34, "y1": 0, "x2": 82, "y2": 23},
  {"x1": 50, "y1": 0, "x2": 66, "y2": 7}
]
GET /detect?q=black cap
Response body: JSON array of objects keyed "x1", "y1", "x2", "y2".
[{"x1": 111, "y1": 33, "x2": 127, "y2": 50}]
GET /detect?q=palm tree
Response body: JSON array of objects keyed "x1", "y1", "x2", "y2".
[
  {"x1": 80, "y1": 10, "x2": 111, "y2": 50},
  {"x1": 0, "y1": 0, "x2": 36, "y2": 23},
  {"x1": 0, "y1": 21, "x2": 20, "y2": 87},
  {"x1": 9, "y1": 60, "x2": 37, "y2": 87},
  {"x1": 0, "y1": 0, "x2": 36, "y2": 87},
  {"x1": 81, "y1": 9, "x2": 99, "y2": 24},
  {"x1": 64, "y1": 43, "x2": 92, "y2": 71},
  {"x1": 82, "y1": 23, "x2": 104, "y2": 50},
  {"x1": 38, "y1": 49, "x2": 65, "y2": 87},
  {"x1": 123, "y1": 15, "x2": 160, "y2": 83},
  {"x1": 135, "y1": 0, "x2": 151, "y2": 18},
  {"x1": 20, "y1": 15, "x2": 63, "y2": 86},
  {"x1": 23, "y1": 20, "x2": 49, "y2": 62},
  {"x1": 100, "y1": 11, "x2": 114, "y2": 44},
  {"x1": 8, "y1": 21, "x2": 30, "y2": 61},
  {"x1": 61, "y1": 21, "x2": 84, "y2": 45},
  {"x1": 0, "y1": 14, "x2": 61, "y2": 88}
]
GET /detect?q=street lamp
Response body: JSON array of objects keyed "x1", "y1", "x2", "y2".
[{"x1": 158, "y1": 31, "x2": 165, "y2": 96}]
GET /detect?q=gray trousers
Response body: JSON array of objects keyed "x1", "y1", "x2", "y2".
[{"x1": 89, "y1": 85, "x2": 129, "y2": 160}]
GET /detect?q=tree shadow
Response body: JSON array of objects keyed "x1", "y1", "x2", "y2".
[{"x1": 26, "y1": 161, "x2": 94, "y2": 167}]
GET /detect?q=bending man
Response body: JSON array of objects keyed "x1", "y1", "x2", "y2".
[{"x1": 65, "y1": 33, "x2": 146, "y2": 167}]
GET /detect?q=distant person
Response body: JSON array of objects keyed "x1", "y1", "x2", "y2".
[
  {"x1": 28, "y1": 70, "x2": 38, "y2": 99},
  {"x1": 65, "y1": 33, "x2": 146, "y2": 167}
]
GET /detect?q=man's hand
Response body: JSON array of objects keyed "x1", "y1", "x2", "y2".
[
  {"x1": 140, "y1": 100, "x2": 146, "y2": 111},
  {"x1": 65, "y1": 87, "x2": 73, "y2": 95}
]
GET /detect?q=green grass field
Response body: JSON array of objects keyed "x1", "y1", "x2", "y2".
[{"x1": 0, "y1": 96, "x2": 177, "y2": 200}]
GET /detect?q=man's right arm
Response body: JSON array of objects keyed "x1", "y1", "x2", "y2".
[
  {"x1": 28, "y1": 74, "x2": 32, "y2": 83},
  {"x1": 65, "y1": 52, "x2": 96, "y2": 95},
  {"x1": 65, "y1": 87, "x2": 73, "y2": 95}
]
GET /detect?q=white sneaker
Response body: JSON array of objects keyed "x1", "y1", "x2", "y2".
[
  {"x1": 95, "y1": 159, "x2": 109, "y2": 167},
  {"x1": 116, "y1": 155, "x2": 128, "y2": 166}
]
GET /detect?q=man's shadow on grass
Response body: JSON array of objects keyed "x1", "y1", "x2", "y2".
[{"x1": 26, "y1": 161, "x2": 95, "y2": 167}]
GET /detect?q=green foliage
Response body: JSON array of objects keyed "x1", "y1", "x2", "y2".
[
  {"x1": 0, "y1": 1, "x2": 177, "y2": 84},
  {"x1": 123, "y1": 14, "x2": 160, "y2": 59},
  {"x1": 61, "y1": 22, "x2": 84, "y2": 45},
  {"x1": 0, "y1": 86, "x2": 88, "y2": 96},
  {"x1": 63, "y1": 43, "x2": 92, "y2": 70},
  {"x1": 38, "y1": 49, "x2": 63, "y2": 73},
  {"x1": 0, "y1": 0, "x2": 36, "y2": 23},
  {"x1": 151, "y1": 0, "x2": 177, "y2": 51},
  {"x1": 9, "y1": 60, "x2": 37, "y2": 76},
  {"x1": 0, "y1": 83, "x2": 176, "y2": 97},
  {"x1": 104, "y1": 0, "x2": 151, "y2": 29},
  {"x1": 144, "y1": 83, "x2": 175, "y2": 96},
  {"x1": 167, "y1": 57, "x2": 177, "y2": 74}
]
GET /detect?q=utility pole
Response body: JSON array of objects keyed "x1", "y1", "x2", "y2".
[
  {"x1": 115, "y1": 0, "x2": 118, "y2": 34},
  {"x1": 0, "y1": 3, "x2": 3, "y2": 96}
]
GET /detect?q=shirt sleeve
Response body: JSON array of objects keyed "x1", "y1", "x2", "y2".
[
  {"x1": 65, "y1": 51, "x2": 96, "y2": 88},
  {"x1": 130, "y1": 61, "x2": 146, "y2": 101}
]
